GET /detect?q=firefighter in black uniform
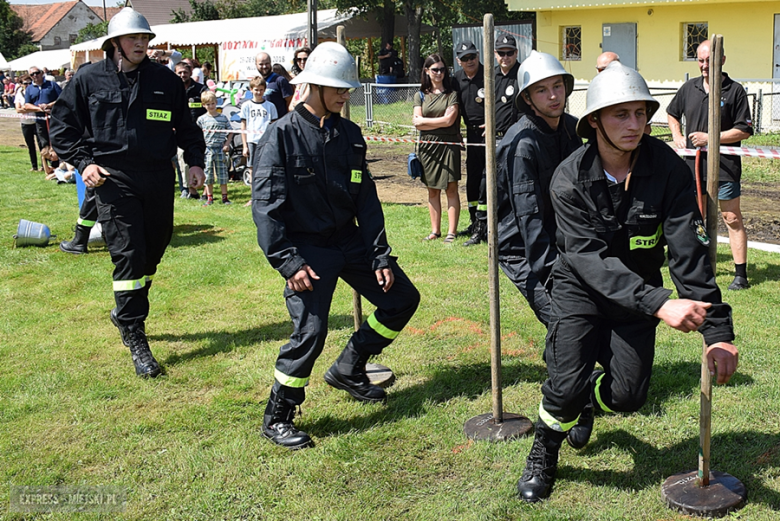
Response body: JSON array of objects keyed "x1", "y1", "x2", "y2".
[
  {"x1": 451, "y1": 40, "x2": 485, "y2": 237},
  {"x1": 176, "y1": 61, "x2": 208, "y2": 198},
  {"x1": 252, "y1": 42, "x2": 420, "y2": 450},
  {"x1": 496, "y1": 51, "x2": 581, "y2": 328},
  {"x1": 50, "y1": 8, "x2": 206, "y2": 378},
  {"x1": 465, "y1": 34, "x2": 522, "y2": 246},
  {"x1": 516, "y1": 63, "x2": 739, "y2": 502}
]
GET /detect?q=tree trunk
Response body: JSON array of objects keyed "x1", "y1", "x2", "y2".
[
  {"x1": 403, "y1": 0, "x2": 423, "y2": 83},
  {"x1": 380, "y1": 0, "x2": 395, "y2": 47}
]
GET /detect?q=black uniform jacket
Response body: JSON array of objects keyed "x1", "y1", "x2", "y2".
[
  {"x1": 550, "y1": 135, "x2": 734, "y2": 346},
  {"x1": 496, "y1": 112, "x2": 582, "y2": 283},
  {"x1": 50, "y1": 56, "x2": 205, "y2": 176},
  {"x1": 252, "y1": 104, "x2": 392, "y2": 280}
]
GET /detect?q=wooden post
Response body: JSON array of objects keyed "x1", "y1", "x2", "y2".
[
  {"x1": 699, "y1": 33, "x2": 724, "y2": 489},
  {"x1": 483, "y1": 14, "x2": 503, "y2": 423}
]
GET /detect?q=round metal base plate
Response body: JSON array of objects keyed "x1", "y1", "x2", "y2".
[
  {"x1": 463, "y1": 412, "x2": 533, "y2": 442},
  {"x1": 662, "y1": 470, "x2": 747, "y2": 518},
  {"x1": 366, "y1": 363, "x2": 395, "y2": 388}
]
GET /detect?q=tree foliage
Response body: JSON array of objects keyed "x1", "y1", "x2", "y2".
[
  {"x1": 0, "y1": 0, "x2": 35, "y2": 60},
  {"x1": 75, "y1": 20, "x2": 109, "y2": 44},
  {"x1": 171, "y1": 0, "x2": 221, "y2": 23}
]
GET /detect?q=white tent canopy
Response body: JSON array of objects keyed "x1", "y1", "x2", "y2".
[
  {"x1": 71, "y1": 8, "x2": 430, "y2": 52},
  {"x1": 0, "y1": 52, "x2": 10, "y2": 71},
  {"x1": 7, "y1": 49, "x2": 72, "y2": 73}
]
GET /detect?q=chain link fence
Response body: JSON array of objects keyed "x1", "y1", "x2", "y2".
[{"x1": 347, "y1": 80, "x2": 779, "y2": 136}]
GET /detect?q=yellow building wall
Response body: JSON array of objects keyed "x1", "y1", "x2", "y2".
[{"x1": 533, "y1": 3, "x2": 777, "y2": 84}]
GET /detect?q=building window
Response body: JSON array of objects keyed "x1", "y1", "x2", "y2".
[
  {"x1": 54, "y1": 36, "x2": 62, "y2": 46},
  {"x1": 561, "y1": 26, "x2": 581, "y2": 61},
  {"x1": 70, "y1": 34, "x2": 78, "y2": 44},
  {"x1": 683, "y1": 22, "x2": 708, "y2": 61}
]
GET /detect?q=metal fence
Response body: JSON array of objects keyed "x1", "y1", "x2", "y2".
[{"x1": 347, "y1": 80, "x2": 780, "y2": 135}]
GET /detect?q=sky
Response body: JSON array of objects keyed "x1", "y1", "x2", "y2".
[{"x1": 10, "y1": 0, "x2": 121, "y2": 7}]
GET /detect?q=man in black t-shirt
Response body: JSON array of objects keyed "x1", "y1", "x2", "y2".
[
  {"x1": 667, "y1": 40, "x2": 753, "y2": 290},
  {"x1": 176, "y1": 61, "x2": 208, "y2": 198},
  {"x1": 452, "y1": 40, "x2": 485, "y2": 236}
]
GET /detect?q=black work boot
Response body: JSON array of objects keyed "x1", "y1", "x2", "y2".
[
  {"x1": 124, "y1": 322, "x2": 161, "y2": 378},
  {"x1": 324, "y1": 344, "x2": 386, "y2": 403},
  {"x1": 463, "y1": 220, "x2": 486, "y2": 247},
  {"x1": 110, "y1": 308, "x2": 145, "y2": 348},
  {"x1": 517, "y1": 422, "x2": 567, "y2": 503},
  {"x1": 566, "y1": 403, "x2": 594, "y2": 449},
  {"x1": 262, "y1": 387, "x2": 313, "y2": 449},
  {"x1": 59, "y1": 224, "x2": 91, "y2": 254},
  {"x1": 568, "y1": 370, "x2": 603, "y2": 449}
]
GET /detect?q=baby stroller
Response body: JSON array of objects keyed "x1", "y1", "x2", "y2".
[{"x1": 218, "y1": 103, "x2": 248, "y2": 184}]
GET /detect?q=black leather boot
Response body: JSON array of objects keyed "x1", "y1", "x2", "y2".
[
  {"x1": 262, "y1": 386, "x2": 313, "y2": 449},
  {"x1": 59, "y1": 224, "x2": 91, "y2": 254},
  {"x1": 110, "y1": 308, "x2": 145, "y2": 348},
  {"x1": 324, "y1": 344, "x2": 386, "y2": 403},
  {"x1": 568, "y1": 370, "x2": 603, "y2": 449},
  {"x1": 124, "y1": 322, "x2": 161, "y2": 378},
  {"x1": 517, "y1": 422, "x2": 567, "y2": 503},
  {"x1": 463, "y1": 220, "x2": 486, "y2": 247},
  {"x1": 566, "y1": 403, "x2": 594, "y2": 449}
]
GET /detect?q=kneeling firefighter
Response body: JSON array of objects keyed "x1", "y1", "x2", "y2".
[
  {"x1": 252, "y1": 42, "x2": 420, "y2": 449},
  {"x1": 50, "y1": 8, "x2": 206, "y2": 378}
]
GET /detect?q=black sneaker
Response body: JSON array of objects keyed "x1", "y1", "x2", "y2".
[{"x1": 728, "y1": 276, "x2": 749, "y2": 291}]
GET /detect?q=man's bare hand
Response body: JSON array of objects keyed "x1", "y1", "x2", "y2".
[
  {"x1": 654, "y1": 299, "x2": 711, "y2": 333},
  {"x1": 688, "y1": 132, "x2": 709, "y2": 148},
  {"x1": 81, "y1": 163, "x2": 110, "y2": 188},
  {"x1": 706, "y1": 342, "x2": 739, "y2": 384},
  {"x1": 672, "y1": 134, "x2": 687, "y2": 149},
  {"x1": 189, "y1": 166, "x2": 206, "y2": 189},
  {"x1": 375, "y1": 268, "x2": 394, "y2": 292},
  {"x1": 287, "y1": 265, "x2": 320, "y2": 292}
]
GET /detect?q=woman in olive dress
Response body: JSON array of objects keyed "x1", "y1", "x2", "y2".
[{"x1": 413, "y1": 54, "x2": 461, "y2": 242}]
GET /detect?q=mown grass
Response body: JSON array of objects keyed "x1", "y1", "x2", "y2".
[{"x1": 2, "y1": 143, "x2": 780, "y2": 520}]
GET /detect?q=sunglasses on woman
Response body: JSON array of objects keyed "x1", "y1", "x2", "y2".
[{"x1": 428, "y1": 67, "x2": 446, "y2": 73}]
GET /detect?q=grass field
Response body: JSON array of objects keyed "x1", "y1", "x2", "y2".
[{"x1": 2, "y1": 143, "x2": 780, "y2": 520}]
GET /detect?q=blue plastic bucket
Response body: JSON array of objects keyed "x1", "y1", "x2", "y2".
[{"x1": 375, "y1": 75, "x2": 395, "y2": 105}]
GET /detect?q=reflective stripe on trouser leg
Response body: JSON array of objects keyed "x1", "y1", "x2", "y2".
[
  {"x1": 113, "y1": 278, "x2": 146, "y2": 291},
  {"x1": 77, "y1": 218, "x2": 96, "y2": 227},
  {"x1": 593, "y1": 372, "x2": 616, "y2": 413},
  {"x1": 274, "y1": 369, "x2": 309, "y2": 388},
  {"x1": 367, "y1": 311, "x2": 400, "y2": 340},
  {"x1": 476, "y1": 204, "x2": 487, "y2": 212},
  {"x1": 538, "y1": 402, "x2": 579, "y2": 433}
]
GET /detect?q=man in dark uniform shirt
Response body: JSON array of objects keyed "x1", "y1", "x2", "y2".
[
  {"x1": 667, "y1": 40, "x2": 753, "y2": 291},
  {"x1": 255, "y1": 52, "x2": 293, "y2": 118},
  {"x1": 176, "y1": 61, "x2": 207, "y2": 198},
  {"x1": 464, "y1": 34, "x2": 522, "y2": 246},
  {"x1": 451, "y1": 40, "x2": 485, "y2": 237}
]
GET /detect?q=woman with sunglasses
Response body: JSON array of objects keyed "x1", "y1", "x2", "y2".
[
  {"x1": 14, "y1": 76, "x2": 41, "y2": 171},
  {"x1": 413, "y1": 54, "x2": 461, "y2": 243},
  {"x1": 288, "y1": 47, "x2": 311, "y2": 110}
]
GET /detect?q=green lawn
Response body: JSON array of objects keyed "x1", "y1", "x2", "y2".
[{"x1": 2, "y1": 144, "x2": 780, "y2": 519}]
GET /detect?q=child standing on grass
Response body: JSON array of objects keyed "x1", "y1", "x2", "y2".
[
  {"x1": 197, "y1": 91, "x2": 232, "y2": 205},
  {"x1": 240, "y1": 76, "x2": 278, "y2": 206}
]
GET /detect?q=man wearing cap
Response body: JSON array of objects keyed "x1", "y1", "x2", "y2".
[
  {"x1": 175, "y1": 61, "x2": 208, "y2": 199},
  {"x1": 452, "y1": 40, "x2": 486, "y2": 237},
  {"x1": 50, "y1": 7, "x2": 206, "y2": 379},
  {"x1": 667, "y1": 40, "x2": 753, "y2": 291},
  {"x1": 464, "y1": 33, "x2": 522, "y2": 246},
  {"x1": 495, "y1": 50, "x2": 581, "y2": 329},
  {"x1": 252, "y1": 42, "x2": 420, "y2": 450},
  {"x1": 516, "y1": 62, "x2": 738, "y2": 503}
]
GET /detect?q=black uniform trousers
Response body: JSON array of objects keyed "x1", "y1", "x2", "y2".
[
  {"x1": 21, "y1": 123, "x2": 41, "y2": 170},
  {"x1": 96, "y1": 166, "x2": 175, "y2": 325},
  {"x1": 475, "y1": 135, "x2": 503, "y2": 224},
  {"x1": 540, "y1": 262, "x2": 657, "y2": 430},
  {"x1": 499, "y1": 256, "x2": 551, "y2": 327},
  {"x1": 465, "y1": 127, "x2": 486, "y2": 224},
  {"x1": 79, "y1": 187, "x2": 98, "y2": 226},
  {"x1": 274, "y1": 231, "x2": 420, "y2": 405}
]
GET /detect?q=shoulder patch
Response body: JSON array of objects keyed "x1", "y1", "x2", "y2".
[{"x1": 691, "y1": 219, "x2": 710, "y2": 247}]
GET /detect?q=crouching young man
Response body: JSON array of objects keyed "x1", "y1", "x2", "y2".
[
  {"x1": 252, "y1": 42, "x2": 420, "y2": 449},
  {"x1": 517, "y1": 62, "x2": 739, "y2": 502}
]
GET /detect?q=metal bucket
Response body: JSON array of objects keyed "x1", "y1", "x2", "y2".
[{"x1": 13, "y1": 219, "x2": 55, "y2": 247}]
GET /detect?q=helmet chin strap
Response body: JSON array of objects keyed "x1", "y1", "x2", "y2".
[
  {"x1": 112, "y1": 39, "x2": 128, "y2": 73},
  {"x1": 594, "y1": 113, "x2": 632, "y2": 153}
]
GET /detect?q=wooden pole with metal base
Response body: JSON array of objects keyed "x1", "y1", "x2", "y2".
[
  {"x1": 661, "y1": 34, "x2": 746, "y2": 517},
  {"x1": 338, "y1": 25, "x2": 395, "y2": 390},
  {"x1": 463, "y1": 14, "x2": 532, "y2": 442}
]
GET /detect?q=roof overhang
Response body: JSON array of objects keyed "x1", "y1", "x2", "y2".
[{"x1": 506, "y1": 0, "x2": 777, "y2": 11}]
